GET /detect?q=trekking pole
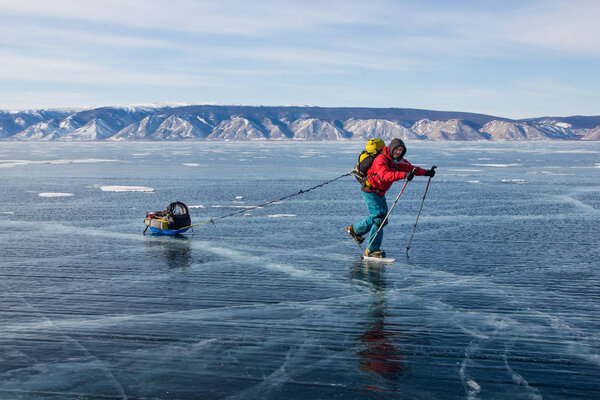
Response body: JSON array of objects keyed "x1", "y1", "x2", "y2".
[
  {"x1": 406, "y1": 166, "x2": 436, "y2": 255},
  {"x1": 364, "y1": 177, "x2": 411, "y2": 253}
]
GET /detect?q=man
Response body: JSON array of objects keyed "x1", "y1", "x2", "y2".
[{"x1": 347, "y1": 138, "x2": 436, "y2": 258}]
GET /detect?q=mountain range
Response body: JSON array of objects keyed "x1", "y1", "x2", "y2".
[{"x1": 1, "y1": 105, "x2": 599, "y2": 141}]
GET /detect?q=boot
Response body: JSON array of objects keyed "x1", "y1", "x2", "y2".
[
  {"x1": 365, "y1": 250, "x2": 386, "y2": 258},
  {"x1": 346, "y1": 226, "x2": 364, "y2": 244}
]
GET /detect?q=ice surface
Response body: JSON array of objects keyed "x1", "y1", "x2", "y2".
[
  {"x1": 98, "y1": 185, "x2": 154, "y2": 192},
  {"x1": 0, "y1": 141, "x2": 599, "y2": 399}
]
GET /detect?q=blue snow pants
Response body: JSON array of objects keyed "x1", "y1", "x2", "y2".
[{"x1": 353, "y1": 191, "x2": 388, "y2": 252}]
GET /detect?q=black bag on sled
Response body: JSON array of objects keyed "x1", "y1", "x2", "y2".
[{"x1": 145, "y1": 202, "x2": 191, "y2": 230}]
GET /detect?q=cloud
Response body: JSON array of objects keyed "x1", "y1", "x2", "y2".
[
  {"x1": 0, "y1": 50, "x2": 206, "y2": 86},
  {"x1": 0, "y1": 0, "x2": 598, "y2": 115},
  {"x1": 2, "y1": 1, "x2": 598, "y2": 65},
  {"x1": 0, "y1": 25, "x2": 177, "y2": 50},
  {"x1": 403, "y1": 0, "x2": 600, "y2": 56},
  {"x1": 201, "y1": 45, "x2": 426, "y2": 72},
  {"x1": 0, "y1": 0, "x2": 386, "y2": 36},
  {"x1": 500, "y1": 0, "x2": 600, "y2": 55}
]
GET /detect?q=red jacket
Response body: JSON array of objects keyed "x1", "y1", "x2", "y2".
[{"x1": 365, "y1": 147, "x2": 427, "y2": 196}]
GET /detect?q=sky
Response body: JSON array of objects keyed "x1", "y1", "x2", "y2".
[{"x1": 0, "y1": 0, "x2": 598, "y2": 118}]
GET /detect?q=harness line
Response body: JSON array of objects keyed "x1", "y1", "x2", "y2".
[{"x1": 192, "y1": 171, "x2": 352, "y2": 225}]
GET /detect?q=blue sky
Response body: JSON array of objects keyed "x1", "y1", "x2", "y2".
[{"x1": 0, "y1": 0, "x2": 598, "y2": 118}]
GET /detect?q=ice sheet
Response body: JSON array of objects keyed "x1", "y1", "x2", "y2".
[{"x1": 0, "y1": 141, "x2": 598, "y2": 399}]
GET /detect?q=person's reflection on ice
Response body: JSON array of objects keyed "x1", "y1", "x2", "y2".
[{"x1": 352, "y1": 262, "x2": 404, "y2": 392}]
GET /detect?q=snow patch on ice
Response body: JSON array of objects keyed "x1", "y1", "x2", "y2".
[
  {"x1": 466, "y1": 380, "x2": 480, "y2": 392},
  {"x1": 473, "y1": 163, "x2": 522, "y2": 167},
  {"x1": 460, "y1": 352, "x2": 482, "y2": 400},
  {"x1": 212, "y1": 205, "x2": 257, "y2": 209},
  {"x1": 554, "y1": 150, "x2": 599, "y2": 154},
  {"x1": 504, "y1": 355, "x2": 543, "y2": 400},
  {"x1": 98, "y1": 185, "x2": 154, "y2": 193},
  {"x1": 38, "y1": 192, "x2": 74, "y2": 197},
  {"x1": 0, "y1": 158, "x2": 118, "y2": 168},
  {"x1": 556, "y1": 195, "x2": 599, "y2": 213}
]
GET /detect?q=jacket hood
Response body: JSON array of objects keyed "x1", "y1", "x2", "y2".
[{"x1": 388, "y1": 138, "x2": 406, "y2": 160}]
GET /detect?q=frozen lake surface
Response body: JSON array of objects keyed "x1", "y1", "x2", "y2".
[{"x1": 1, "y1": 141, "x2": 599, "y2": 399}]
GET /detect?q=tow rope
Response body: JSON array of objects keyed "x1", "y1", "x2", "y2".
[{"x1": 192, "y1": 171, "x2": 352, "y2": 226}]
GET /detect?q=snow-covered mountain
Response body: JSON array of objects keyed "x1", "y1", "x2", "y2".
[
  {"x1": 0, "y1": 109, "x2": 74, "y2": 138},
  {"x1": 1, "y1": 105, "x2": 598, "y2": 141},
  {"x1": 207, "y1": 117, "x2": 266, "y2": 140},
  {"x1": 480, "y1": 120, "x2": 579, "y2": 140},
  {"x1": 151, "y1": 115, "x2": 212, "y2": 140},
  {"x1": 411, "y1": 119, "x2": 487, "y2": 140},
  {"x1": 261, "y1": 117, "x2": 290, "y2": 140},
  {"x1": 60, "y1": 118, "x2": 115, "y2": 141},
  {"x1": 289, "y1": 118, "x2": 347, "y2": 140},
  {"x1": 582, "y1": 125, "x2": 600, "y2": 141},
  {"x1": 343, "y1": 119, "x2": 422, "y2": 140},
  {"x1": 110, "y1": 115, "x2": 169, "y2": 141}
]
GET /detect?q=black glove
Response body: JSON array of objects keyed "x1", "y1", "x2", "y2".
[
  {"x1": 425, "y1": 168, "x2": 436, "y2": 178},
  {"x1": 406, "y1": 169, "x2": 415, "y2": 181}
]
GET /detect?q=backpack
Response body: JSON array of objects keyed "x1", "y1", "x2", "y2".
[{"x1": 352, "y1": 138, "x2": 385, "y2": 187}]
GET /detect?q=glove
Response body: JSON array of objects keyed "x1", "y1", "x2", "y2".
[
  {"x1": 405, "y1": 169, "x2": 415, "y2": 181},
  {"x1": 425, "y1": 168, "x2": 436, "y2": 178}
]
